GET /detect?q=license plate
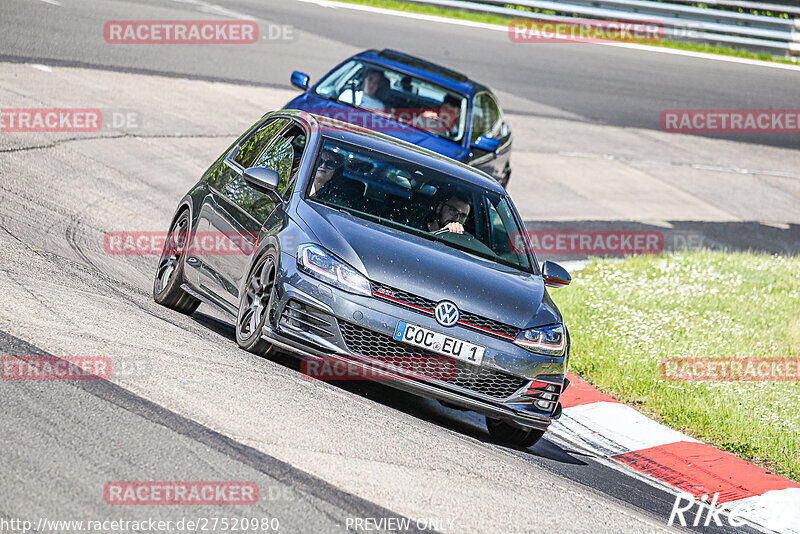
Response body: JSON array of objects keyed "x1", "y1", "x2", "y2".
[{"x1": 393, "y1": 321, "x2": 485, "y2": 365}]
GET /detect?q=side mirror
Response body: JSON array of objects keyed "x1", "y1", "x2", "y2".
[
  {"x1": 471, "y1": 135, "x2": 500, "y2": 153},
  {"x1": 291, "y1": 71, "x2": 310, "y2": 91},
  {"x1": 542, "y1": 261, "x2": 571, "y2": 288},
  {"x1": 242, "y1": 167, "x2": 280, "y2": 194}
]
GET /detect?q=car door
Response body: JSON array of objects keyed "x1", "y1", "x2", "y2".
[
  {"x1": 466, "y1": 92, "x2": 511, "y2": 182},
  {"x1": 197, "y1": 117, "x2": 301, "y2": 309}
]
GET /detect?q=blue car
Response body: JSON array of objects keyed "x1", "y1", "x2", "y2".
[{"x1": 285, "y1": 49, "x2": 513, "y2": 187}]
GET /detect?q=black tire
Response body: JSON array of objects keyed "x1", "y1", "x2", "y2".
[
  {"x1": 486, "y1": 417, "x2": 545, "y2": 448},
  {"x1": 153, "y1": 209, "x2": 200, "y2": 315},
  {"x1": 235, "y1": 253, "x2": 277, "y2": 356}
]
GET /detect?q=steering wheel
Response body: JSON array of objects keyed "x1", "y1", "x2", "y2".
[{"x1": 433, "y1": 228, "x2": 476, "y2": 243}]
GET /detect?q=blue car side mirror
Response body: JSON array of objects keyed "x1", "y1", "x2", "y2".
[
  {"x1": 471, "y1": 135, "x2": 500, "y2": 153},
  {"x1": 291, "y1": 71, "x2": 310, "y2": 91}
]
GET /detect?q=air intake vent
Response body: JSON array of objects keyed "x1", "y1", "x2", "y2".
[{"x1": 280, "y1": 300, "x2": 335, "y2": 337}]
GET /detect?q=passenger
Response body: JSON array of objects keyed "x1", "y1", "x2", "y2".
[
  {"x1": 360, "y1": 68, "x2": 388, "y2": 111},
  {"x1": 427, "y1": 193, "x2": 471, "y2": 234}
]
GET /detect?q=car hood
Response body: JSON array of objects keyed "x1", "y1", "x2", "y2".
[
  {"x1": 284, "y1": 93, "x2": 469, "y2": 162},
  {"x1": 295, "y1": 200, "x2": 560, "y2": 329}
]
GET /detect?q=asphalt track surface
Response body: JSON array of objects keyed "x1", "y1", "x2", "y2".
[
  {"x1": 5, "y1": 0, "x2": 800, "y2": 255},
  {"x1": 0, "y1": 0, "x2": 797, "y2": 533}
]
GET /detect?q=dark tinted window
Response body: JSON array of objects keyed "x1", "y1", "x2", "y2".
[
  {"x1": 306, "y1": 138, "x2": 531, "y2": 272},
  {"x1": 252, "y1": 125, "x2": 306, "y2": 198},
  {"x1": 470, "y1": 93, "x2": 502, "y2": 143},
  {"x1": 234, "y1": 118, "x2": 290, "y2": 169}
]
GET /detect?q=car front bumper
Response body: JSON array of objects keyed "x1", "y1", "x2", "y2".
[{"x1": 261, "y1": 252, "x2": 567, "y2": 431}]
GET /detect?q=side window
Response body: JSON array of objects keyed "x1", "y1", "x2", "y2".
[
  {"x1": 486, "y1": 197, "x2": 529, "y2": 267},
  {"x1": 234, "y1": 118, "x2": 290, "y2": 169},
  {"x1": 484, "y1": 94, "x2": 502, "y2": 139},
  {"x1": 470, "y1": 93, "x2": 502, "y2": 144},
  {"x1": 487, "y1": 202, "x2": 508, "y2": 254},
  {"x1": 470, "y1": 95, "x2": 486, "y2": 145},
  {"x1": 225, "y1": 120, "x2": 305, "y2": 222},
  {"x1": 252, "y1": 125, "x2": 307, "y2": 199}
]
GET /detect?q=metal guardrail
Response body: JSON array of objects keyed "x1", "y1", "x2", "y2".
[
  {"x1": 663, "y1": 0, "x2": 800, "y2": 17},
  {"x1": 405, "y1": 0, "x2": 800, "y2": 56}
]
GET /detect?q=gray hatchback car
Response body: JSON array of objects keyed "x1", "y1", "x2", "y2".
[{"x1": 154, "y1": 110, "x2": 572, "y2": 447}]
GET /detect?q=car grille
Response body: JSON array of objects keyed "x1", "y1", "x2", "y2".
[
  {"x1": 370, "y1": 281, "x2": 520, "y2": 340},
  {"x1": 339, "y1": 321, "x2": 527, "y2": 400}
]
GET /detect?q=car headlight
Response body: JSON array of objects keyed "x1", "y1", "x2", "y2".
[
  {"x1": 297, "y1": 244, "x2": 371, "y2": 296},
  {"x1": 514, "y1": 324, "x2": 566, "y2": 356}
]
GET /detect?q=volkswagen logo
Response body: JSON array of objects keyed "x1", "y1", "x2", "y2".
[{"x1": 434, "y1": 301, "x2": 460, "y2": 327}]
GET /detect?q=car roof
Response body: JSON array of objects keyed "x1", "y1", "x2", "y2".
[
  {"x1": 352, "y1": 49, "x2": 490, "y2": 97},
  {"x1": 283, "y1": 110, "x2": 505, "y2": 194}
]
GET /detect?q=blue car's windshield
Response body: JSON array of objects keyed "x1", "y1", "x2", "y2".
[
  {"x1": 306, "y1": 138, "x2": 532, "y2": 273},
  {"x1": 314, "y1": 60, "x2": 467, "y2": 143}
]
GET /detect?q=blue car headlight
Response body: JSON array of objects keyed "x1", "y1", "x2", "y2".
[
  {"x1": 514, "y1": 324, "x2": 566, "y2": 356},
  {"x1": 297, "y1": 244, "x2": 371, "y2": 296}
]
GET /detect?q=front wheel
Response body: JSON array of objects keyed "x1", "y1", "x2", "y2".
[
  {"x1": 486, "y1": 417, "x2": 545, "y2": 448},
  {"x1": 236, "y1": 254, "x2": 277, "y2": 356},
  {"x1": 153, "y1": 209, "x2": 200, "y2": 315}
]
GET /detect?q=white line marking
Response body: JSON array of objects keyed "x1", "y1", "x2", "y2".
[
  {"x1": 297, "y1": 0, "x2": 800, "y2": 72},
  {"x1": 171, "y1": 0, "x2": 256, "y2": 20},
  {"x1": 562, "y1": 401, "x2": 699, "y2": 452},
  {"x1": 29, "y1": 64, "x2": 53, "y2": 73},
  {"x1": 38, "y1": 0, "x2": 61, "y2": 4},
  {"x1": 557, "y1": 151, "x2": 800, "y2": 179}
]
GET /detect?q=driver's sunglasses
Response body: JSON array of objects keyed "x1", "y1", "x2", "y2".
[
  {"x1": 318, "y1": 158, "x2": 338, "y2": 170},
  {"x1": 444, "y1": 203, "x2": 469, "y2": 222}
]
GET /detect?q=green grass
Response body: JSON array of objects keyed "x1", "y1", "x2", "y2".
[
  {"x1": 337, "y1": 0, "x2": 799, "y2": 65},
  {"x1": 555, "y1": 251, "x2": 800, "y2": 481}
]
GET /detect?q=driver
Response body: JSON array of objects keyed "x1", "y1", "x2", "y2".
[
  {"x1": 427, "y1": 193, "x2": 471, "y2": 234},
  {"x1": 421, "y1": 95, "x2": 461, "y2": 139},
  {"x1": 309, "y1": 148, "x2": 364, "y2": 206},
  {"x1": 309, "y1": 148, "x2": 344, "y2": 197}
]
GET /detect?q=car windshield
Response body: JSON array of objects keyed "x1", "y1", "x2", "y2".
[
  {"x1": 306, "y1": 138, "x2": 532, "y2": 272},
  {"x1": 314, "y1": 60, "x2": 467, "y2": 143}
]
